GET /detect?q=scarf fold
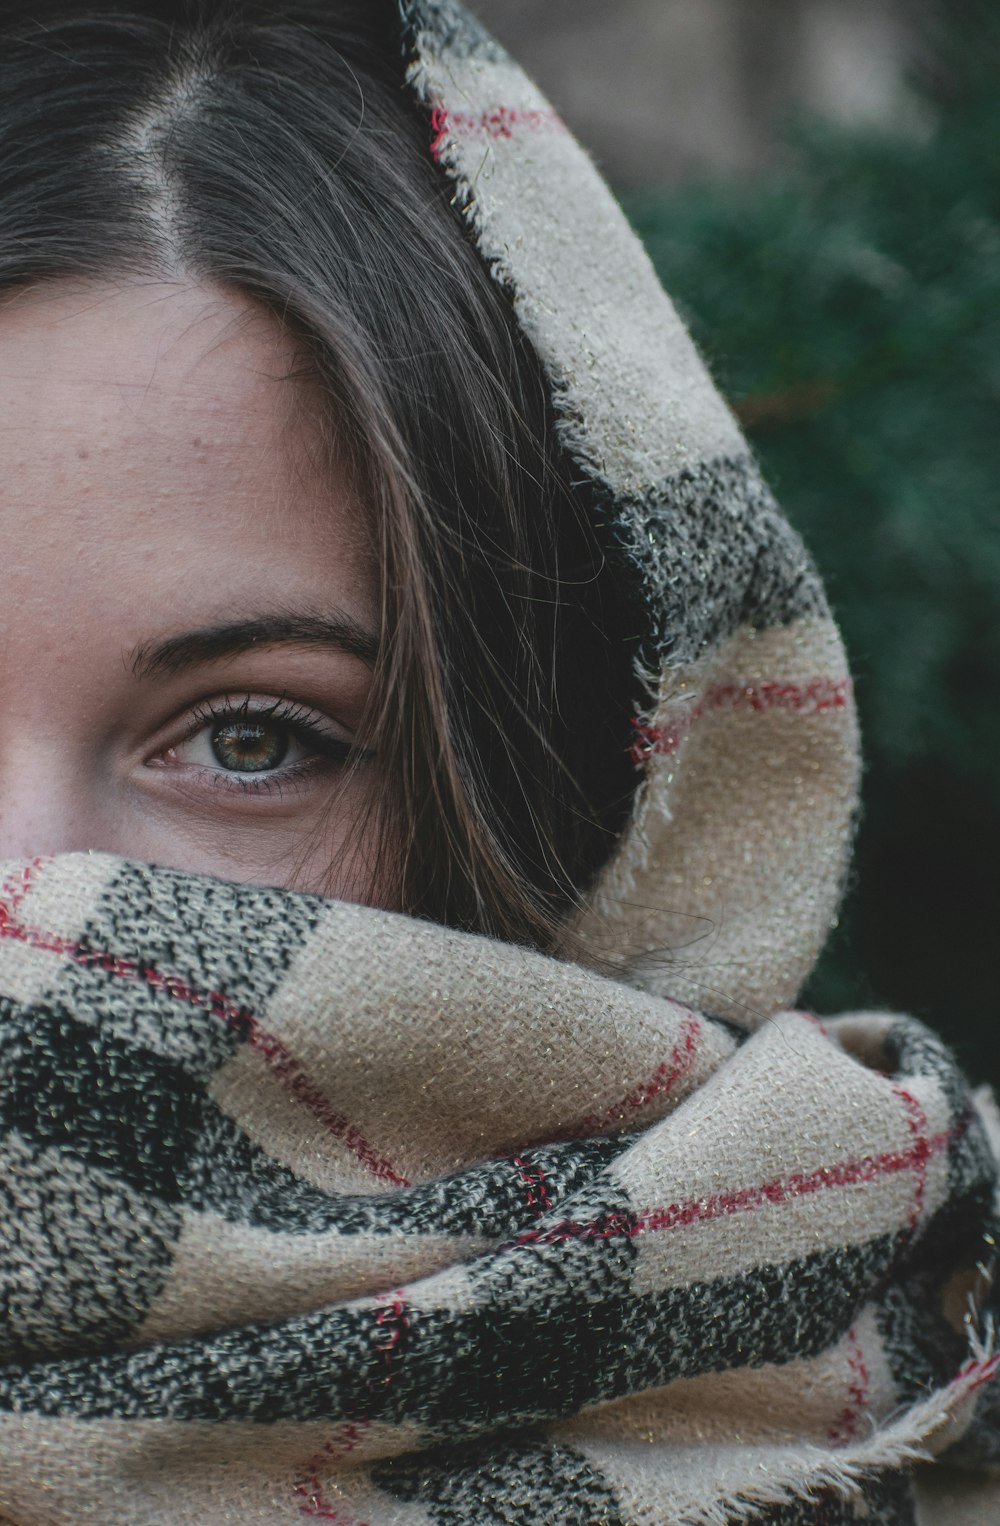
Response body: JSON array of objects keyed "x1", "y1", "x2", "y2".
[
  {"x1": 1, "y1": 3, "x2": 997, "y2": 1522},
  {"x1": 0, "y1": 852, "x2": 996, "y2": 1525},
  {"x1": 399, "y1": 0, "x2": 861, "y2": 1024}
]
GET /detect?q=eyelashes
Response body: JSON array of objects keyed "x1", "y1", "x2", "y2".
[{"x1": 160, "y1": 693, "x2": 364, "y2": 798}]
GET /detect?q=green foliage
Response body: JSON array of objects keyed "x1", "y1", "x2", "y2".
[{"x1": 625, "y1": 0, "x2": 1000, "y2": 1077}]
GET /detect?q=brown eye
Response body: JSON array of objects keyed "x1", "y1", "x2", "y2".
[
  {"x1": 152, "y1": 695, "x2": 362, "y2": 791},
  {"x1": 210, "y1": 720, "x2": 290, "y2": 773}
]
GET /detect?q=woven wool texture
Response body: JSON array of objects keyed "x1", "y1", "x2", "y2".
[
  {"x1": 0, "y1": 1, "x2": 998, "y2": 1523},
  {"x1": 0, "y1": 854, "x2": 997, "y2": 1526},
  {"x1": 399, "y1": 0, "x2": 859, "y2": 1019}
]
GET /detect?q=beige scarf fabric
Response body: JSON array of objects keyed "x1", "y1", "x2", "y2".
[
  {"x1": 0, "y1": 1, "x2": 996, "y2": 1521},
  {"x1": 401, "y1": 0, "x2": 860, "y2": 1024},
  {"x1": 0, "y1": 852, "x2": 996, "y2": 1525}
]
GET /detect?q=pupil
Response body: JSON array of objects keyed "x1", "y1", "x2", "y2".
[{"x1": 211, "y1": 721, "x2": 289, "y2": 773}]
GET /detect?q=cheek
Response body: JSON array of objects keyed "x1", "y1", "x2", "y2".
[{"x1": 113, "y1": 766, "x2": 399, "y2": 907}]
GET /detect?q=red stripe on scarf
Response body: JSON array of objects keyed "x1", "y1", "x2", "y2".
[
  {"x1": 630, "y1": 676, "x2": 853, "y2": 764},
  {"x1": 0, "y1": 900, "x2": 410, "y2": 1189},
  {"x1": 565, "y1": 1012, "x2": 702, "y2": 1137},
  {"x1": 828, "y1": 1325, "x2": 871, "y2": 1445},
  {"x1": 513, "y1": 1121, "x2": 959, "y2": 1248},
  {"x1": 430, "y1": 103, "x2": 564, "y2": 162}
]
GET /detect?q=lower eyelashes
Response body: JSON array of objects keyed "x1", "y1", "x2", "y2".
[{"x1": 201, "y1": 751, "x2": 340, "y2": 797}]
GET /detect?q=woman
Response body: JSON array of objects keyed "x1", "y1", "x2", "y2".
[{"x1": 0, "y1": 2, "x2": 996, "y2": 1522}]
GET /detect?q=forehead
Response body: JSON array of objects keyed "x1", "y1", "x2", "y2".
[
  {"x1": 0, "y1": 277, "x2": 374, "y2": 626},
  {"x1": 0, "y1": 278, "x2": 313, "y2": 477}
]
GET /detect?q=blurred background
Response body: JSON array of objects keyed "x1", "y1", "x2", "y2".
[
  {"x1": 471, "y1": 0, "x2": 1000, "y2": 1081},
  {"x1": 472, "y1": 0, "x2": 929, "y2": 189}
]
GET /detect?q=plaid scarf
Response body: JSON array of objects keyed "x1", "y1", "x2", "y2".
[
  {"x1": 0, "y1": 1, "x2": 997, "y2": 1521},
  {"x1": 0, "y1": 853, "x2": 996, "y2": 1525}
]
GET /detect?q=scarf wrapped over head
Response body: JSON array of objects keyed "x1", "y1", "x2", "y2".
[{"x1": 1, "y1": 3, "x2": 998, "y2": 1523}]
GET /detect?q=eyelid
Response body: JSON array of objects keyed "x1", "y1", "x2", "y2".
[
  {"x1": 145, "y1": 691, "x2": 370, "y2": 783},
  {"x1": 176, "y1": 692, "x2": 353, "y2": 750}
]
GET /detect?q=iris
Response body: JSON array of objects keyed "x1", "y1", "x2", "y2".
[{"x1": 211, "y1": 720, "x2": 289, "y2": 773}]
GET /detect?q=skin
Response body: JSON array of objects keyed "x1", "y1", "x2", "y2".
[{"x1": 0, "y1": 277, "x2": 392, "y2": 902}]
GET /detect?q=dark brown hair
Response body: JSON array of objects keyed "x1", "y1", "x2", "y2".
[{"x1": 0, "y1": 0, "x2": 640, "y2": 948}]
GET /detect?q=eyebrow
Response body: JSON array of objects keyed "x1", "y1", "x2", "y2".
[{"x1": 127, "y1": 613, "x2": 380, "y2": 681}]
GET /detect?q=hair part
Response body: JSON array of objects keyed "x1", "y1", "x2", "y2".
[{"x1": 0, "y1": 0, "x2": 640, "y2": 949}]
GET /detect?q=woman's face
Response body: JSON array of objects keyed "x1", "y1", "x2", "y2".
[{"x1": 0, "y1": 278, "x2": 390, "y2": 902}]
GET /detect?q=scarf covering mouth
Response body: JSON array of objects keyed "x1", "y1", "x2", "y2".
[
  {"x1": 0, "y1": 852, "x2": 996, "y2": 1526},
  {"x1": 0, "y1": 0, "x2": 998, "y2": 1522}
]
